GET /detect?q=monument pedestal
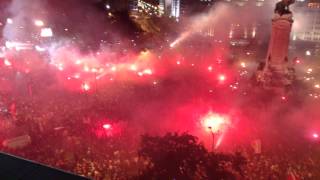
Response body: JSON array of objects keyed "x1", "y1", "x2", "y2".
[{"x1": 256, "y1": 14, "x2": 296, "y2": 90}]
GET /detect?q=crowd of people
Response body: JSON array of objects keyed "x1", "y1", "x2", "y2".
[
  {"x1": 0, "y1": 64, "x2": 319, "y2": 180},
  {"x1": 241, "y1": 148, "x2": 320, "y2": 180},
  {"x1": 0, "y1": 95, "x2": 319, "y2": 180}
]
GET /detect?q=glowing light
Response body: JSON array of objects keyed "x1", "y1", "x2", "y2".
[
  {"x1": 5, "y1": 41, "x2": 17, "y2": 50},
  {"x1": 215, "y1": 134, "x2": 225, "y2": 148},
  {"x1": 143, "y1": 69, "x2": 153, "y2": 75},
  {"x1": 170, "y1": 41, "x2": 177, "y2": 48},
  {"x1": 40, "y1": 28, "x2": 53, "y2": 37},
  {"x1": 138, "y1": 50, "x2": 152, "y2": 62},
  {"x1": 6, "y1": 18, "x2": 13, "y2": 24},
  {"x1": 315, "y1": 84, "x2": 320, "y2": 89},
  {"x1": 169, "y1": 32, "x2": 190, "y2": 48},
  {"x1": 130, "y1": 64, "x2": 137, "y2": 71},
  {"x1": 306, "y1": 50, "x2": 311, "y2": 56},
  {"x1": 91, "y1": 68, "x2": 98, "y2": 73},
  {"x1": 292, "y1": 34, "x2": 297, "y2": 41},
  {"x1": 74, "y1": 74, "x2": 80, "y2": 79},
  {"x1": 208, "y1": 66, "x2": 213, "y2": 72},
  {"x1": 111, "y1": 66, "x2": 117, "y2": 72},
  {"x1": 138, "y1": 72, "x2": 143, "y2": 77},
  {"x1": 5, "y1": 41, "x2": 14, "y2": 49},
  {"x1": 281, "y1": 96, "x2": 286, "y2": 100},
  {"x1": 58, "y1": 66, "x2": 64, "y2": 71},
  {"x1": 176, "y1": 61, "x2": 181, "y2": 65},
  {"x1": 240, "y1": 62, "x2": 246, "y2": 68},
  {"x1": 201, "y1": 112, "x2": 230, "y2": 133},
  {"x1": 4, "y1": 59, "x2": 11, "y2": 66},
  {"x1": 35, "y1": 45, "x2": 46, "y2": 52},
  {"x1": 103, "y1": 124, "x2": 111, "y2": 129},
  {"x1": 5, "y1": 41, "x2": 33, "y2": 50},
  {"x1": 229, "y1": 29, "x2": 233, "y2": 39},
  {"x1": 82, "y1": 83, "x2": 90, "y2": 91},
  {"x1": 34, "y1": 20, "x2": 44, "y2": 27},
  {"x1": 170, "y1": 38, "x2": 182, "y2": 48},
  {"x1": 295, "y1": 59, "x2": 301, "y2": 64},
  {"x1": 75, "y1": 60, "x2": 82, "y2": 65},
  {"x1": 84, "y1": 65, "x2": 90, "y2": 72},
  {"x1": 218, "y1": 74, "x2": 226, "y2": 82},
  {"x1": 252, "y1": 27, "x2": 256, "y2": 38},
  {"x1": 313, "y1": 133, "x2": 319, "y2": 139}
]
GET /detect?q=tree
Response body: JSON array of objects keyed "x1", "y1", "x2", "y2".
[{"x1": 137, "y1": 133, "x2": 245, "y2": 180}]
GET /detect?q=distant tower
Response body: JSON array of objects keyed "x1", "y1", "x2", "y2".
[
  {"x1": 171, "y1": 0, "x2": 180, "y2": 20},
  {"x1": 256, "y1": 0, "x2": 296, "y2": 91}
]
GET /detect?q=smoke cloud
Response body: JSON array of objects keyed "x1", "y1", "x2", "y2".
[{"x1": 3, "y1": 0, "x2": 46, "y2": 41}]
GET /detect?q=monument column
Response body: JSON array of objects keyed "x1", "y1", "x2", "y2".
[{"x1": 257, "y1": 0, "x2": 296, "y2": 90}]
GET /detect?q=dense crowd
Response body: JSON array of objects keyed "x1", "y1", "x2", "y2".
[
  {"x1": 1, "y1": 101, "x2": 319, "y2": 180},
  {"x1": 0, "y1": 68, "x2": 319, "y2": 180},
  {"x1": 242, "y1": 149, "x2": 320, "y2": 180}
]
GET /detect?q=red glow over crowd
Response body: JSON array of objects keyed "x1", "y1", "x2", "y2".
[
  {"x1": 1, "y1": 0, "x2": 320, "y2": 179},
  {"x1": 0, "y1": 29, "x2": 319, "y2": 180}
]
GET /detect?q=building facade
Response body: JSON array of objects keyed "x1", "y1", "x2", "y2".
[
  {"x1": 293, "y1": 0, "x2": 320, "y2": 42},
  {"x1": 134, "y1": 0, "x2": 164, "y2": 16},
  {"x1": 170, "y1": 0, "x2": 180, "y2": 19}
]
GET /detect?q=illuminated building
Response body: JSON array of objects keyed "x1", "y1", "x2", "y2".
[
  {"x1": 293, "y1": 0, "x2": 320, "y2": 42},
  {"x1": 170, "y1": 0, "x2": 180, "y2": 19},
  {"x1": 133, "y1": 0, "x2": 180, "y2": 19},
  {"x1": 136, "y1": 0, "x2": 165, "y2": 16},
  {"x1": 159, "y1": 0, "x2": 165, "y2": 11},
  {"x1": 220, "y1": 0, "x2": 272, "y2": 7},
  {"x1": 308, "y1": 0, "x2": 320, "y2": 8}
]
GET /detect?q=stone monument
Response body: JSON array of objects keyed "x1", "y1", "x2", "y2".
[{"x1": 256, "y1": 0, "x2": 296, "y2": 91}]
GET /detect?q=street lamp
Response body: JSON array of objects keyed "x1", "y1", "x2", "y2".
[
  {"x1": 208, "y1": 126, "x2": 215, "y2": 152},
  {"x1": 202, "y1": 111, "x2": 230, "y2": 151}
]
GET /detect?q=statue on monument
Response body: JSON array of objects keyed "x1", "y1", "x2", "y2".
[
  {"x1": 255, "y1": 0, "x2": 296, "y2": 91},
  {"x1": 275, "y1": 0, "x2": 295, "y2": 16}
]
